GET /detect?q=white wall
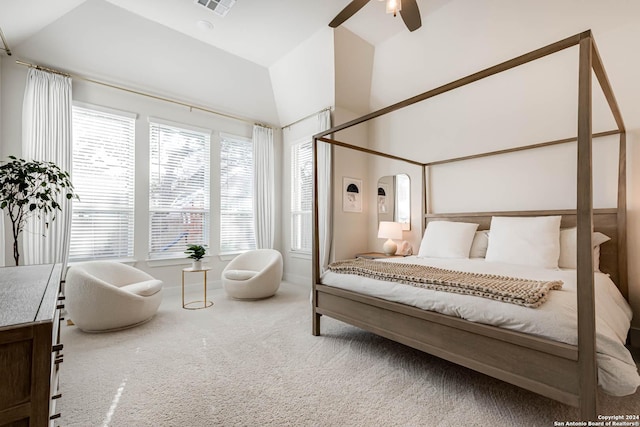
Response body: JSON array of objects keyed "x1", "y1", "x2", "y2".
[
  {"x1": 270, "y1": 28, "x2": 336, "y2": 284},
  {"x1": 1, "y1": 59, "x2": 24, "y2": 268},
  {"x1": 332, "y1": 108, "x2": 370, "y2": 262},
  {"x1": 331, "y1": 29, "x2": 375, "y2": 262},
  {"x1": 0, "y1": 55, "x2": 4, "y2": 267},
  {"x1": 334, "y1": 27, "x2": 374, "y2": 116},
  {"x1": 366, "y1": 0, "x2": 640, "y2": 340},
  {"x1": 429, "y1": 135, "x2": 620, "y2": 212},
  {"x1": 269, "y1": 27, "x2": 335, "y2": 127}
]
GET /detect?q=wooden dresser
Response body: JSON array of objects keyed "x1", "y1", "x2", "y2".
[{"x1": 0, "y1": 264, "x2": 64, "y2": 427}]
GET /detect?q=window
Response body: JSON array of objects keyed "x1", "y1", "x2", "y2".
[
  {"x1": 394, "y1": 173, "x2": 411, "y2": 225},
  {"x1": 291, "y1": 141, "x2": 313, "y2": 252},
  {"x1": 220, "y1": 134, "x2": 255, "y2": 252},
  {"x1": 149, "y1": 120, "x2": 210, "y2": 259},
  {"x1": 69, "y1": 105, "x2": 135, "y2": 261}
]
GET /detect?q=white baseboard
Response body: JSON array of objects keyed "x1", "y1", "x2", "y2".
[
  {"x1": 630, "y1": 327, "x2": 640, "y2": 348},
  {"x1": 283, "y1": 272, "x2": 311, "y2": 286}
]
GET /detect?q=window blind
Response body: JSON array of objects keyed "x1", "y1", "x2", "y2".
[
  {"x1": 291, "y1": 141, "x2": 313, "y2": 252},
  {"x1": 149, "y1": 121, "x2": 210, "y2": 258},
  {"x1": 220, "y1": 134, "x2": 256, "y2": 252},
  {"x1": 69, "y1": 105, "x2": 135, "y2": 261}
]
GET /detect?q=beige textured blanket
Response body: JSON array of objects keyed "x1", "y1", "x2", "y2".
[{"x1": 327, "y1": 258, "x2": 563, "y2": 308}]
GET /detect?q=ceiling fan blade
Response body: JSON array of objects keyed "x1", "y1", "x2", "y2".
[
  {"x1": 329, "y1": 0, "x2": 371, "y2": 28},
  {"x1": 400, "y1": 0, "x2": 422, "y2": 31}
]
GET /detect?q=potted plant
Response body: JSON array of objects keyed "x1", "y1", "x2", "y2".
[
  {"x1": 185, "y1": 244, "x2": 207, "y2": 270},
  {"x1": 0, "y1": 156, "x2": 78, "y2": 265}
]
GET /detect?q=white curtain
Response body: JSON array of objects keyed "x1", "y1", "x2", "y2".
[
  {"x1": 22, "y1": 68, "x2": 73, "y2": 265},
  {"x1": 317, "y1": 109, "x2": 332, "y2": 271},
  {"x1": 253, "y1": 125, "x2": 275, "y2": 249}
]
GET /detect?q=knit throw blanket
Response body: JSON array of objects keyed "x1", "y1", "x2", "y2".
[{"x1": 327, "y1": 258, "x2": 563, "y2": 308}]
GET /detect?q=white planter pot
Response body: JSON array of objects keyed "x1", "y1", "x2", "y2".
[{"x1": 192, "y1": 260, "x2": 202, "y2": 270}]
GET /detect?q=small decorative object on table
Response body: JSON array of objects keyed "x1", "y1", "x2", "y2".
[
  {"x1": 184, "y1": 244, "x2": 207, "y2": 270},
  {"x1": 397, "y1": 240, "x2": 413, "y2": 256}
]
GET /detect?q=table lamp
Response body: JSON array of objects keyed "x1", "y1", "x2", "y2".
[{"x1": 378, "y1": 221, "x2": 403, "y2": 255}]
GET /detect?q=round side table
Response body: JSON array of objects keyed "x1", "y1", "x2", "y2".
[{"x1": 181, "y1": 267, "x2": 214, "y2": 310}]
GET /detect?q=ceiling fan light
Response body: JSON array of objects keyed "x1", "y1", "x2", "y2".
[{"x1": 385, "y1": 0, "x2": 402, "y2": 15}]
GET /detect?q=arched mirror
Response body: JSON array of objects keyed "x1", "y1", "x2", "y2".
[{"x1": 377, "y1": 173, "x2": 410, "y2": 230}]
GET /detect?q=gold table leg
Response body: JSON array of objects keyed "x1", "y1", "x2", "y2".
[{"x1": 182, "y1": 269, "x2": 214, "y2": 310}]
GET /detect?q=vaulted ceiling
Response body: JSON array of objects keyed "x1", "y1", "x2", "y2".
[{"x1": 0, "y1": 0, "x2": 450, "y2": 67}]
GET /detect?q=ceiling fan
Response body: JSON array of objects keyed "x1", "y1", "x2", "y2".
[{"x1": 329, "y1": 0, "x2": 422, "y2": 32}]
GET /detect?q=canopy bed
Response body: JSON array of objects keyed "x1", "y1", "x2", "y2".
[{"x1": 311, "y1": 31, "x2": 636, "y2": 421}]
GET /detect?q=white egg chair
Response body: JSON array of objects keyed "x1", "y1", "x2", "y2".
[
  {"x1": 65, "y1": 261, "x2": 163, "y2": 332},
  {"x1": 222, "y1": 249, "x2": 283, "y2": 300}
]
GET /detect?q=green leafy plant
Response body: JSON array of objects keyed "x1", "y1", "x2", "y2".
[
  {"x1": 0, "y1": 156, "x2": 78, "y2": 265},
  {"x1": 184, "y1": 244, "x2": 207, "y2": 261}
]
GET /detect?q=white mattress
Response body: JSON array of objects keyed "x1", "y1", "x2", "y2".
[{"x1": 321, "y1": 256, "x2": 640, "y2": 396}]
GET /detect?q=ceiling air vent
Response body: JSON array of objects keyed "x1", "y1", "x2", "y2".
[{"x1": 194, "y1": 0, "x2": 236, "y2": 17}]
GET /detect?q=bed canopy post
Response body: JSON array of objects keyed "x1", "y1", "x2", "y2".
[
  {"x1": 576, "y1": 32, "x2": 597, "y2": 421},
  {"x1": 589, "y1": 30, "x2": 628, "y2": 299},
  {"x1": 312, "y1": 135, "x2": 321, "y2": 336},
  {"x1": 423, "y1": 165, "x2": 430, "y2": 229},
  {"x1": 617, "y1": 131, "x2": 628, "y2": 299}
]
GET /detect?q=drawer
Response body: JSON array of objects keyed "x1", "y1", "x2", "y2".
[
  {"x1": 49, "y1": 300, "x2": 63, "y2": 425},
  {"x1": 0, "y1": 264, "x2": 63, "y2": 427}
]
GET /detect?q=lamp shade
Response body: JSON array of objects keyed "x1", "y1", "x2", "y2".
[
  {"x1": 385, "y1": 0, "x2": 402, "y2": 14},
  {"x1": 378, "y1": 221, "x2": 403, "y2": 240}
]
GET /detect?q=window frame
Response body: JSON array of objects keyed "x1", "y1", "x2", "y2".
[
  {"x1": 219, "y1": 132, "x2": 256, "y2": 254},
  {"x1": 148, "y1": 117, "x2": 211, "y2": 260},
  {"x1": 69, "y1": 102, "x2": 137, "y2": 262},
  {"x1": 290, "y1": 139, "x2": 313, "y2": 255}
]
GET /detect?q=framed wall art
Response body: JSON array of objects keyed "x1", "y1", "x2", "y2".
[
  {"x1": 377, "y1": 183, "x2": 389, "y2": 214},
  {"x1": 342, "y1": 177, "x2": 362, "y2": 213}
]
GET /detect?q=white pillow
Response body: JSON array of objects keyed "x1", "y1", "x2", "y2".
[
  {"x1": 418, "y1": 221, "x2": 479, "y2": 259},
  {"x1": 593, "y1": 246, "x2": 602, "y2": 272},
  {"x1": 469, "y1": 230, "x2": 489, "y2": 258},
  {"x1": 224, "y1": 270, "x2": 258, "y2": 281},
  {"x1": 558, "y1": 227, "x2": 611, "y2": 270},
  {"x1": 485, "y1": 216, "x2": 562, "y2": 269},
  {"x1": 120, "y1": 279, "x2": 163, "y2": 297}
]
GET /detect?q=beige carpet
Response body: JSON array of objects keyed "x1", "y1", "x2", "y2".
[{"x1": 58, "y1": 281, "x2": 640, "y2": 426}]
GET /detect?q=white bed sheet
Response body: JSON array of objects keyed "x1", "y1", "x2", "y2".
[{"x1": 321, "y1": 256, "x2": 640, "y2": 396}]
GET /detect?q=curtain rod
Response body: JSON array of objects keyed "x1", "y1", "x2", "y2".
[
  {"x1": 282, "y1": 106, "x2": 333, "y2": 130},
  {"x1": 15, "y1": 59, "x2": 273, "y2": 128}
]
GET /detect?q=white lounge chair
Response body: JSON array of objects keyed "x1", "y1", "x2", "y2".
[
  {"x1": 222, "y1": 249, "x2": 283, "y2": 300},
  {"x1": 65, "y1": 261, "x2": 163, "y2": 332}
]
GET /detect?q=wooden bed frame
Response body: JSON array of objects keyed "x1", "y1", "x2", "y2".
[{"x1": 311, "y1": 31, "x2": 627, "y2": 421}]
